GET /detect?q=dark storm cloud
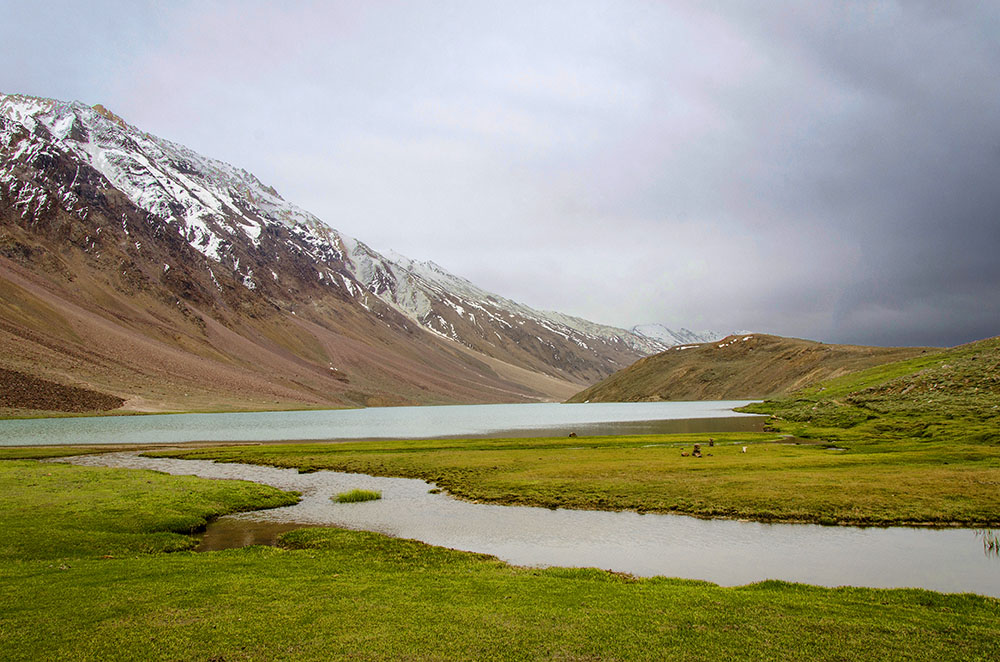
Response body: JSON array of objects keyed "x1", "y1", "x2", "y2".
[
  {"x1": 725, "y1": 1, "x2": 1000, "y2": 346},
  {"x1": 3, "y1": 1, "x2": 998, "y2": 346},
  {"x1": 585, "y1": 0, "x2": 1000, "y2": 346}
]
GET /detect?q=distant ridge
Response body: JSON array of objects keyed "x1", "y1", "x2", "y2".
[
  {"x1": 568, "y1": 334, "x2": 935, "y2": 403},
  {"x1": 630, "y1": 324, "x2": 739, "y2": 347}
]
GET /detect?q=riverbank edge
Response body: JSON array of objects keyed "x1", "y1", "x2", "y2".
[
  {"x1": 148, "y1": 448, "x2": 1000, "y2": 529},
  {"x1": 4, "y1": 501, "x2": 997, "y2": 662},
  {"x1": 11, "y1": 440, "x2": 998, "y2": 529}
]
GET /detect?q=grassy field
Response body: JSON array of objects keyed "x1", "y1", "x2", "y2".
[
  {"x1": 4, "y1": 337, "x2": 998, "y2": 658},
  {"x1": 740, "y1": 336, "x2": 1000, "y2": 443},
  {"x1": 144, "y1": 431, "x2": 1000, "y2": 526},
  {"x1": 2, "y1": 457, "x2": 998, "y2": 661},
  {"x1": 0, "y1": 457, "x2": 298, "y2": 559}
]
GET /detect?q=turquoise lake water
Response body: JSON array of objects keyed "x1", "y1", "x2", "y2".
[{"x1": 1, "y1": 400, "x2": 761, "y2": 446}]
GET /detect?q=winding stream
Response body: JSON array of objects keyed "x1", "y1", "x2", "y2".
[{"x1": 61, "y1": 452, "x2": 1000, "y2": 597}]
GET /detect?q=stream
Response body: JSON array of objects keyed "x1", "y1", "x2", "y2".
[{"x1": 60, "y1": 451, "x2": 1000, "y2": 597}]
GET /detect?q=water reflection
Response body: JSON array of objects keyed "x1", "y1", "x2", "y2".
[
  {"x1": 977, "y1": 529, "x2": 1000, "y2": 558},
  {"x1": 197, "y1": 519, "x2": 320, "y2": 552}
]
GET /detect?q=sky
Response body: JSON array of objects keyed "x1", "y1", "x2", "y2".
[{"x1": 3, "y1": 1, "x2": 999, "y2": 347}]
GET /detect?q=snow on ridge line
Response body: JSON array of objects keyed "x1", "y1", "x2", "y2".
[
  {"x1": 380, "y1": 249, "x2": 666, "y2": 352},
  {"x1": 2, "y1": 92, "x2": 670, "y2": 357},
  {"x1": 629, "y1": 323, "x2": 746, "y2": 348},
  {"x1": 0, "y1": 93, "x2": 330, "y2": 270},
  {"x1": 340, "y1": 237, "x2": 668, "y2": 355}
]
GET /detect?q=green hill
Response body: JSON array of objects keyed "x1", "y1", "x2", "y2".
[
  {"x1": 568, "y1": 334, "x2": 933, "y2": 403},
  {"x1": 742, "y1": 335, "x2": 1000, "y2": 444}
]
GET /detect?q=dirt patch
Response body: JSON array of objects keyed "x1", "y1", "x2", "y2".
[{"x1": 0, "y1": 367, "x2": 124, "y2": 412}]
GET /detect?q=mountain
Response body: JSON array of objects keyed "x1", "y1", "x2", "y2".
[
  {"x1": 630, "y1": 324, "x2": 730, "y2": 347},
  {"x1": 0, "y1": 93, "x2": 668, "y2": 414},
  {"x1": 335, "y1": 241, "x2": 669, "y2": 384},
  {"x1": 567, "y1": 333, "x2": 935, "y2": 403}
]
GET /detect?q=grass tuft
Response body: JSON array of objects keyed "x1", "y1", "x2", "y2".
[{"x1": 334, "y1": 488, "x2": 381, "y2": 503}]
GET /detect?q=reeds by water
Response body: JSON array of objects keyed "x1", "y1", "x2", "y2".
[
  {"x1": 334, "y1": 488, "x2": 382, "y2": 503},
  {"x1": 978, "y1": 529, "x2": 999, "y2": 557}
]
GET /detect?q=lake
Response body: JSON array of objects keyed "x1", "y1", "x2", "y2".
[
  {"x1": 60, "y1": 451, "x2": 1000, "y2": 597},
  {"x1": 23, "y1": 400, "x2": 997, "y2": 596},
  {"x1": 0, "y1": 400, "x2": 762, "y2": 446}
]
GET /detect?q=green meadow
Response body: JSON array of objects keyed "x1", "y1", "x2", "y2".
[
  {"x1": 148, "y1": 432, "x2": 1000, "y2": 527},
  {"x1": 1, "y1": 456, "x2": 998, "y2": 661},
  {"x1": 3, "y1": 337, "x2": 999, "y2": 659},
  {"x1": 740, "y1": 336, "x2": 1000, "y2": 443}
]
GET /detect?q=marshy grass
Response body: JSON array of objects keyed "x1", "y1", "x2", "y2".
[
  {"x1": 334, "y1": 488, "x2": 381, "y2": 503},
  {"x1": 979, "y1": 530, "x2": 1000, "y2": 557},
  {"x1": 154, "y1": 428, "x2": 1000, "y2": 526},
  {"x1": 4, "y1": 451, "x2": 1000, "y2": 660}
]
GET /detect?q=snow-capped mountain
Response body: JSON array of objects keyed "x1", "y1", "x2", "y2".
[
  {"x1": 0, "y1": 93, "x2": 668, "y2": 408},
  {"x1": 340, "y1": 240, "x2": 670, "y2": 378},
  {"x1": 630, "y1": 324, "x2": 731, "y2": 347}
]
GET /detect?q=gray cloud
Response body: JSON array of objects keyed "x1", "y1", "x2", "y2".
[{"x1": 3, "y1": 0, "x2": 998, "y2": 347}]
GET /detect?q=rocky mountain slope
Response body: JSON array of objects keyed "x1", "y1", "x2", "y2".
[
  {"x1": 568, "y1": 333, "x2": 935, "y2": 403},
  {"x1": 0, "y1": 93, "x2": 667, "y2": 414}
]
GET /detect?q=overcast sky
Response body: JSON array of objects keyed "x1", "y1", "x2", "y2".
[{"x1": 4, "y1": 1, "x2": 999, "y2": 347}]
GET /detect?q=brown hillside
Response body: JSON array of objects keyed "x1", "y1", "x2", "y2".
[
  {"x1": 0, "y1": 251, "x2": 580, "y2": 417},
  {"x1": 0, "y1": 367, "x2": 123, "y2": 413},
  {"x1": 0, "y1": 94, "x2": 641, "y2": 416},
  {"x1": 567, "y1": 334, "x2": 936, "y2": 403}
]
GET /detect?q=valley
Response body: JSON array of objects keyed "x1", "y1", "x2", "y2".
[
  {"x1": 2, "y1": 94, "x2": 998, "y2": 662},
  {"x1": 3, "y1": 2, "x2": 999, "y2": 659}
]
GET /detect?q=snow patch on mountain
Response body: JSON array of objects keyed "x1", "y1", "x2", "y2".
[
  {"x1": 631, "y1": 324, "x2": 731, "y2": 347},
  {"x1": 0, "y1": 93, "x2": 327, "y2": 270},
  {"x1": 1, "y1": 92, "x2": 673, "y2": 378}
]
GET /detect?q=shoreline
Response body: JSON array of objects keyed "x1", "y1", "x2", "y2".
[
  {"x1": 17, "y1": 441, "x2": 995, "y2": 530},
  {"x1": 55, "y1": 451, "x2": 1000, "y2": 595}
]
